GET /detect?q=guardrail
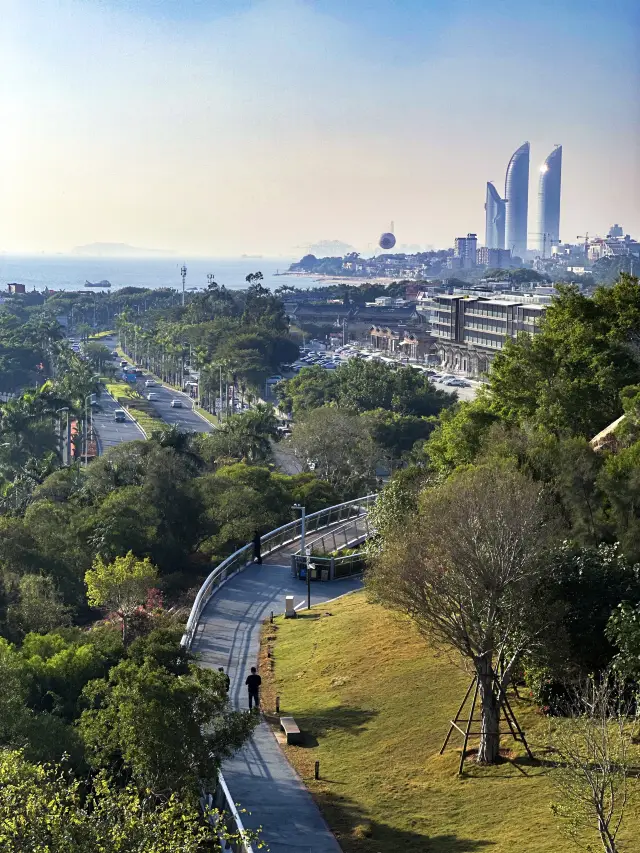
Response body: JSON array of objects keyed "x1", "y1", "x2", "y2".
[
  {"x1": 182, "y1": 494, "x2": 377, "y2": 853},
  {"x1": 181, "y1": 493, "x2": 377, "y2": 651},
  {"x1": 298, "y1": 514, "x2": 373, "y2": 557}
]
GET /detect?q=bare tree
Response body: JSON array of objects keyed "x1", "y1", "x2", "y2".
[
  {"x1": 367, "y1": 464, "x2": 557, "y2": 764},
  {"x1": 549, "y1": 676, "x2": 639, "y2": 853}
]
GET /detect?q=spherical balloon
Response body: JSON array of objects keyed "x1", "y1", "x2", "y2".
[{"x1": 379, "y1": 232, "x2": 396, "y2": 250}]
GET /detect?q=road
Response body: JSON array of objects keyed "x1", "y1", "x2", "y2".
[
  {"x1": 133, "y1": 377, "x2": 214, "y2": 433},
  {"x1": 93, "y1": 389, "x2": 145, "y2": 450}
]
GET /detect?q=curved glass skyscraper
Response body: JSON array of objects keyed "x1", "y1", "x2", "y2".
[
  {"x1": 504, "y1": 141, "x2": 530, "y2": 257},
  {"x1": 536, "y1": 145, "x2": 562, "y2": 255},
  {"x1": 485, "y1": 182, "x2": 505, "y2": 249}
]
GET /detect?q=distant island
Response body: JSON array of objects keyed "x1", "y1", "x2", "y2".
[{"x1": 71, "y1": 242, "x2": 175, "y2": 257}]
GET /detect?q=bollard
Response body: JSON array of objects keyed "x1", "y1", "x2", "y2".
[
  {"x1": 270, "y1": 611, "x2": 274, "y2": 624},
  {"x1": 276, "y1": 695, "x2": 280, "y2": 713},
  {"x1": 314, "y1": 760, "x2": 320, "y2": 780}
]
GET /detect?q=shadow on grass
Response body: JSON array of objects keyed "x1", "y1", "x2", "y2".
[
  {"x1": 318, "y1": 790, "x2": 496, "y2": 853},
  {"x1": 296, "y1": 705, "x2": 379, "y2": 738}
]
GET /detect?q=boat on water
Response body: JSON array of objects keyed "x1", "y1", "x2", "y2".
[{"x1": 84, "y1": 279, "x2": 112, "y2": 288}]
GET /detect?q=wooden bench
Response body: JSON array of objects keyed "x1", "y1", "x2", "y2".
[{"x1": 280, "y1": 716, "x2": 303, "y2": 745}]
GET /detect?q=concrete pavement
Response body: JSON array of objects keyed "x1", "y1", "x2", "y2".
[{"x1": 193, "y1": 538, "x2": 362, "y2": 853}]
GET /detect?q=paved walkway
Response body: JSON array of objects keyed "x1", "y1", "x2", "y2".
[{"x1": 192, "y1": 536, "x2": 363, "y2": 853}]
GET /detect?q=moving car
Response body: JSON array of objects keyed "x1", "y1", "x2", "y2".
[
  {"x1": 114, "y1": 409, "x2": 127, "y2": 422},
  {"x1": 170, "y1": 399, "x2": 183, "y2": 408},
  {"x1": 144, "y1": 379, "x2": 155, "y2": 387},
  {"x1": 146, "y1": 392, "x2": 158, "y2": 401}
]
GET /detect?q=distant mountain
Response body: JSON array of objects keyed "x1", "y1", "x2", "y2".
[{"x1": 71, "y1": 242, "x2": 175, "y2": 257}]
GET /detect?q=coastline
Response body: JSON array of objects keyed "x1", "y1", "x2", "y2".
[{"x1": 276, "y1": 270, "x2": 400, "y2": 286}]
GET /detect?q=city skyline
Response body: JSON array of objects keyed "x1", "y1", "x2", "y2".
[{"x1": 1, "y1": 0, "x2": 638, "y2": 256}]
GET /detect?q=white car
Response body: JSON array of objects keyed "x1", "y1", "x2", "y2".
[
  {"x1": 170, "y1": 399, "x2": 183, "y2": 408},
  {"x1": 144, "y1": 379, "x2": 155, "y2": 387},
  {"x1": 146, "y1": 392, "x2": 158, "y2": 401}
]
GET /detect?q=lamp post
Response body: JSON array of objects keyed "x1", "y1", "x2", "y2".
[{"x1": 293, "y1": 504, "x2": 310, "y2": 609}]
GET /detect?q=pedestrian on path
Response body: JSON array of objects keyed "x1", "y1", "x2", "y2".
[
  {"x1": 253, "y1": 530, "x2": 262, "y2": 564},
  {"x1": 246, "y1": 666, "x2": 262, "y2": 710},
  {"x1": 218, "y1": 666, "x2": 230, "y2": 693}
]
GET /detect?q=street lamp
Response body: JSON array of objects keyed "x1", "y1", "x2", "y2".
[{"x1": 292, "y1": 504, "x2": 311, "y2": 609}]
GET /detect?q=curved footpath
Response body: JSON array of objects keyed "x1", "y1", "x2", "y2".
[{"x1": 192, "y1": 535, "x2": 363, "y2": 853}]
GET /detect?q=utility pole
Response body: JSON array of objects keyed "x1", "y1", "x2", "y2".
[
  {"x1": 218, "y1": 364, "x2": 223, "y2": 423},
  {"x1": 181, "y1": 264, "x2": 187, "y2": 307}
]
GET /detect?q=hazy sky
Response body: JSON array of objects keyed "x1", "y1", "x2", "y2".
[{"x1": 1, "y1": 0, "x2": 639, "y2": 256}]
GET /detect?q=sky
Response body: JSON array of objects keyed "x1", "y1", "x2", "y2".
[{"x1": 1, "y1": 0, "x2": 639, "y2": 257}]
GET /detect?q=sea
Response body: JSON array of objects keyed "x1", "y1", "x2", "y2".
[{"x1": 0, "y1": 255, "x2": 304, "y2": 293}]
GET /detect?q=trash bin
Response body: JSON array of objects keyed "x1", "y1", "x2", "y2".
[{"x1": 321, "y1": 568, "x2": 329, "y2": 582}]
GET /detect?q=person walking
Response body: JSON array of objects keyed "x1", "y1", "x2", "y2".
[
  {"x1": 252, "y1": 530, "x2": 262, "y2": 565},
  {"x1": 218, "y1": 666, "x2": 230, "y2": 693},
  {"x1": 245, "y1": 666, "x2": 262, "y2": 710}
]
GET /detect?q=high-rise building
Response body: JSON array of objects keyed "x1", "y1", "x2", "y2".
[
  {"x1": 608, "y1": 223, "x2": 624, "y2": 238},
  {"x1": 454, "y1": 233, "x2": 478, "y2": 268},
  {"x1": 504, "y1": 141, "x2": 530, "y2": 258},
  {"x1": 477, "y1": 247, "x2": 511, "y2": 268},
  {"x1": 536, "y1": 145, "x2": 562, "y2": 255},
  {"x1": 485, "y1": 182, "x2": 506, "y2": 249}
]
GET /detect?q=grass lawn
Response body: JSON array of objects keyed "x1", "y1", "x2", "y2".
[
  {"x1": 102, "y1": 379, "x2": 166, "y2": 437},
  {"x1": 260, "y1": 591, "x2": 639, "y2": 853},
  {"x1": 88, "y1": 329, "x2": 115, "y2": 339}
]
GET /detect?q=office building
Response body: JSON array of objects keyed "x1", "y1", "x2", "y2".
[
  {"x1": 485, "y1": 182, "x2": 506, "y2": 249},
  {"x1": 425, "y1": 293, "x2": 546, "y2": 377},
  {"x1": 504, "y1": 142, "x2": 530, "y2": 257},
  {"x1": 536, "y1": 145, "x2": 562, "y2": 254},
  {"x1": 454, "y1": 233, "x2": 478, "y2": 268},
  {"x1": 608, "y1": 224, "x2": 624, "y2": 238},
  {"x1": 477, "y1": 247, "x2": 511, "y2": 268}
]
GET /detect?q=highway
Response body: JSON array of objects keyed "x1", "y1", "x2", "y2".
[
  {"x1": 133, "y1": 376, "x2": 214, "y2": 434},
  {"x1": 93, "y1": 389, "x2": 145, "y2": 450},
  {"x1": 98, "y1": 335, "x2": 214, "y2": 435}
]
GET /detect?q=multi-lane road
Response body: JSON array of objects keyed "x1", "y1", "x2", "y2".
[
  {"x1": 92, "y1": 336, "x2": 214, "y2": 452},
  {"x1": 132, "y1": 376, "x2": 214, "y2": 434},
  {"x1": 93, "y1": 389, "x2": 146, "y2": 451}
]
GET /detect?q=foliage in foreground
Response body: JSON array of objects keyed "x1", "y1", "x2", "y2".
[{"x1": 0, "y1": 748, "x2": 259, "y2": 853}]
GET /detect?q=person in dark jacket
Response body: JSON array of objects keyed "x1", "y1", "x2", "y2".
[
  {"x1": 252, "y1": 530, "x2": 262, "y2": 564},
  {"x1": 245, "y1": 666, "x2": 262, "y2": 710},
  {"x1": 218, "y1": 666, "x2": 230, "y2": 693}
]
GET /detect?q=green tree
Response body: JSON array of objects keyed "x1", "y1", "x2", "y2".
[
  {"x1": 78, "y1": 654, "x2": 255, "y2": 793},
  {"x1": 6, "y1": 575, "x2": 72, "y2": 640},
  {"x1": 289, "y1": 406, "x2": 379, "y2": 498},
  {"x1": 85, "y1": 552, "x2": 158, "y2": 644},
  {"x1": 0, "y1": 749, "x2": 257, "y2": 852},
  {"x1": 488, "y1": 275, "x2": 640, "y2": 437}
]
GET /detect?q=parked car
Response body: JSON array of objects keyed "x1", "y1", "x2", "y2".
[{"x1": 170, "y1": 399, "x2": 183, "y2": 408}]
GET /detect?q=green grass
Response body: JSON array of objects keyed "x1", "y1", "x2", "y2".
[
  {"x1": 88, "y1": 329, "x2": 115, "y2": 339},
  {"x1": 261, "y1": 591, "x2": 640, "y2": 853},
  {"x1": 102, "y1": 379, "x2": 166, "y2": 438}
]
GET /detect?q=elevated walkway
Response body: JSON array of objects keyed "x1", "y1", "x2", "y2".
[{"x1": 184, "y1": 497, "x2": 376, "y2": 852}]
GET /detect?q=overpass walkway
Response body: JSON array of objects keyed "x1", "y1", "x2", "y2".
[{"x1": 191, "y1": 519, "x2": 368, "y2": 853}]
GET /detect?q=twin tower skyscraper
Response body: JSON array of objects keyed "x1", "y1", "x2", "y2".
[{"x1": 485, "y1": 142, "x2": 562, "y2": 257}]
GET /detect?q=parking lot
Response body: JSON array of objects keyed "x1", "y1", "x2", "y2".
[{"x1": 285, "y1": 344, "x2": 481, "y2": 401}]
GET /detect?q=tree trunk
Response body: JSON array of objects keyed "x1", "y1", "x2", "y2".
[{"x1": 476, "y1": 656, "x2": 500, "y2": 764}]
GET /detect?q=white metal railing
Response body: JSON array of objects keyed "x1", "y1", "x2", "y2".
[
  {"x1": 181, "y1": 494, "x2": 377, "y2": 853},
  {"x1": 181, "y1": 494, "x2": 377, "y2": 651},
  {"x1": 296, "y1": 513, "x2": 373, "y2": 557}
]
